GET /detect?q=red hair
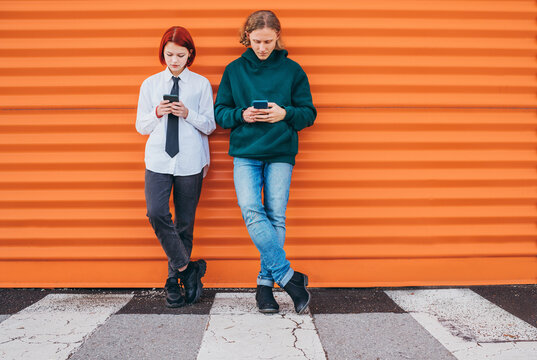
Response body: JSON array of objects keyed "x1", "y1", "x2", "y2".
[{"x1": 158, "y1": 26, "x2": 196, "y2": 67}]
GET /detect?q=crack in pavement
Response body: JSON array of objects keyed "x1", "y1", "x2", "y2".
[{"x1": 285, "y1": 315, "x2": 312, "y2": 359}]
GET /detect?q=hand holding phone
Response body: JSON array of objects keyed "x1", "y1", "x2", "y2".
[
  {"x1": 252, "y1": 102, "x2": 286, "y2": 123},
  {"x1": 244, "y1": 100, "x2": 284, "y2": 123},
  {"x1": 163, "y1": 94, "x2": 189, "y2": 118},
  {"x1": 157, "y1": 94, "x2": 180, "y2": 117},
  {"x1": 242, "y1": 100, "x2": 268, "y2": 123}
]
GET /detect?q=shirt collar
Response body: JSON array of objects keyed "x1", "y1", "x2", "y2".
[{"x1": 164, "y1": 66, "x2": 191, "y2": 83}]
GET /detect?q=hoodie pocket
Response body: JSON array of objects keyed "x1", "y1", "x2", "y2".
[{"x1": 230, "y1": 121, "x2": 294, "y2": 157}]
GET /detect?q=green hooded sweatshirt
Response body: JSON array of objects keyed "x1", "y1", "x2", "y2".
[{"x1": 214, "y1": 48, "x2": 317, "y2": 165}]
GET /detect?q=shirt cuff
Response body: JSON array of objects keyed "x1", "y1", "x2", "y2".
[{"x1": 155, "y1": 106, "x2": 163, "y2": 119}]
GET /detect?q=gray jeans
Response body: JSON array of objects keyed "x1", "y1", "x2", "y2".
[{"x1": 144, "y1": 169, "x2": 203, "y2": 278}]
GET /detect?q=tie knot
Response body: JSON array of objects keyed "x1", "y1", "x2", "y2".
[{"x1": 172, "y1": 76, "x2": 180, "y2": 85}]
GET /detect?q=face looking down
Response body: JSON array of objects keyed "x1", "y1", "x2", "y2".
[
  {"x1": 163, "y1": 42, "x2": 191, "y2": 76},
  {"x1": 248, "y1": 27, "x2": 279, "y2": 60}
]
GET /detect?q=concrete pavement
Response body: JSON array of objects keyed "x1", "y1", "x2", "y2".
[{"x1": 0, "y1": 285, "x2": 536, "y2": 359}]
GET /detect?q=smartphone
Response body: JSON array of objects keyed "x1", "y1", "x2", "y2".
[
  {"x1": 252, "y1": 100, "x2": 269, "y2": 109},
  {"x1": 163, "y1": 94, "x2": 179, "y2": 103}
]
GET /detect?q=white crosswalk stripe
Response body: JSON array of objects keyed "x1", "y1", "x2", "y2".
[
  {"x1": 385, "y1": 289, "x2": 537, "y2": 360},
  {"x1": 0, "y1": 294, "x2": 133, "y2": 360},
  {"x1": 197, "y1": 292, "x2": 326, "y2": 360}
]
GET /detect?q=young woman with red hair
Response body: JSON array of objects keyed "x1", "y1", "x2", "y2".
[{"x1": 136, "y1": 26, "x2": 215, "y2": 308}]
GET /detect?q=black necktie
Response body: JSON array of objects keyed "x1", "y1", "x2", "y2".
[{"x1": 165, "y1": 76, "x2": 180, "y2": 157}]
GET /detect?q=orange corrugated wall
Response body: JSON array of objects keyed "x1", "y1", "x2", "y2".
[{"x1": 0, "y1": 0, "x2": 536, "y2": 287}]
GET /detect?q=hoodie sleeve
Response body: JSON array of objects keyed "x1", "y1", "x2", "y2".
[
  {"x1": 214, "y1": 66, "x2": 245, "y2": 129},
  {"x1": 283, "y1": 67, "x2": 317, "y2": 132}
]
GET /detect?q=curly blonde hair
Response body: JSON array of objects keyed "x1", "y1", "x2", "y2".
[{"x1": 239, "y1": 10, "x2": 284, "y2": 49}]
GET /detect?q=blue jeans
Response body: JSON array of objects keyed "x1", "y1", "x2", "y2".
[{"x1": 233, "y1": 157, "x2": 295, "y2": 287}]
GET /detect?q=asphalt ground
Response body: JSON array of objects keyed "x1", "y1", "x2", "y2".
[
  {"x1": 0, "y1": 285, "x2": 536, "y2": 359},
  {"x1": 2, "y1": 285, "x2": 535, "y2": 323}
]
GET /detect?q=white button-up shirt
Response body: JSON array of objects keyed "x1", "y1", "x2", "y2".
[{"x1": 136, "y1": 67, "x2": 216, "y2": 177}]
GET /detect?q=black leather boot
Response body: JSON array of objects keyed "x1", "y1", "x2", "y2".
[
  {"x1": 164, "y1": 277, "x2": 185, "y2": 308},
  {"x1": 178, "y1": 259, "x2": 207, "y2": 304},
  {"x1": 283, "y1": 271, "x2": 310, "y2": 314},
  {"x1": 256, "y1": 285, "x2": 279, "y2": 313}
]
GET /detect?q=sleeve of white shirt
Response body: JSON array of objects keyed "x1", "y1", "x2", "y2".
[
  {"x1": 184, "y1": 78, "x2": 216, "y2": 136},
  {"x1": 135, "y1": 79, "x2": 160, "y2": 135}
]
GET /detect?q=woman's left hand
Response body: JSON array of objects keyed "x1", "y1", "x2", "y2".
[
  {"x1": 170, "y1": 101, "x2": 189, "y2": 118},
  {"x1": 254, "y1": 102, "x2": 286, "y2": 123}
]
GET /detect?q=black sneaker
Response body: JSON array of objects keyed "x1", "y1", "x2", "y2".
[
  {"x1": 178, "y1": 259, "x2": 207, "y2": 304},
  {"x1": 164, "y1": 277, "x2": 185, "y2": 308}
]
